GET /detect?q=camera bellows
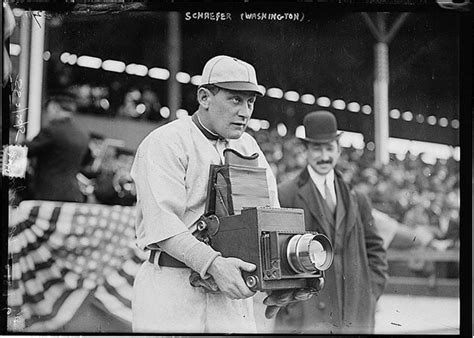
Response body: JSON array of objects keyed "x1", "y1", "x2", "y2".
[{"x1": 224, "y1": 165, "x2": 270, "y2": 214}]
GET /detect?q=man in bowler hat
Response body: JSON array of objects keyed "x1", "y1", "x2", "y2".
[{"x1": 274, "y1": 111, "x2": 388, "y2": 334}]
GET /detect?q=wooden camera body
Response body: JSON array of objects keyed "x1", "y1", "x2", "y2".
[{"x1": 195, "y1": 149, "x2": 333, "y2": 291}]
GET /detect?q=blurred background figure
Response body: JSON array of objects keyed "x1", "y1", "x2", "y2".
[
  {"x1": 24, "y1": 91, "x2": 90, "y2": 202},
  {"x1": 117, "y1": 87, "x2": 161, "y2": 120},
  {"x1": 76, "y1": 134, "x2": 136, "y2": 206},
  {"x1": 92, "y1": 146, "x2": 136, "y2": 206}
]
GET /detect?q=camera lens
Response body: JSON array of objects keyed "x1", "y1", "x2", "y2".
[
  {"x1": 308, "y1": 240, "x2": 327, "y2": 268},
  {"x1": 286, "y1": 233, "x2": 333, "y2": 274}
]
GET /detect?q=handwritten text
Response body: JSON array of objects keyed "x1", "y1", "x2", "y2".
[
  {"x1": 185, "y1": 12, "x2": 232, "y2": 21},
  {"x1": 240, "y1": 12, "x2": 304, "y2": 22},
  {"x1": 11, "y1": 75, "x2": 28, "y2": 142}
]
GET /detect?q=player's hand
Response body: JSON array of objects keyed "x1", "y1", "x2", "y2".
[
  {"x1": 189, "y1": 270, "x2": 219, "y2": 293},
  {"x1": 207, "y1": 256, "x2": 256, "y2": 300},
  {"x1": 263, "y1": 283, "x2": 322, "y2": 319}
]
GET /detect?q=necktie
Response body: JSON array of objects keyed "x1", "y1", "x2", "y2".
[{"x1": 324, "y1": 179, "x2": 336, "y2": 215}]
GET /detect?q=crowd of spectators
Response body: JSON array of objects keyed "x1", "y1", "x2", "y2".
[{"x1": 64, "y1": 84, "x2": 163, "y2": 121}]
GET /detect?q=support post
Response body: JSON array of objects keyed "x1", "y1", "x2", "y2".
[
  {"x1": 362, "y1": 12, "x2": 409, "y2": 165},
  {"x1": 26, "y1": 11, "x2": 45, "y2": 140},
  {"x1": 374, "y1": 42, "x2": 390, "y2": 165},
  {"x1": 167, "y1": 12, "x2": 182, "y2": 121}
]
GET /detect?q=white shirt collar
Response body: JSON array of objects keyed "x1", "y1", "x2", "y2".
[{"x1": 307, "y1": 165, "x2": 335, "y2": 200}]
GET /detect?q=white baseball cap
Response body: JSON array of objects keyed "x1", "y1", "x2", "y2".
[{"x1": 199, "y1": 55, "x2": 264, "y2": 96}]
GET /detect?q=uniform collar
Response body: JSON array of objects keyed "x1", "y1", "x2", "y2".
[{"x1": 192, "y1": 113, "x2": 224, "y2": 141}]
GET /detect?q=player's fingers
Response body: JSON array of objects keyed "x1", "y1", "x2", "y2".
[{"x1": 265, "y1": 305, "x2": 281, "y2": 319}]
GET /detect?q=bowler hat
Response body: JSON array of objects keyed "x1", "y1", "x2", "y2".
[
  {"x1": 298, "y1": 111, "x2": 343, "y2": 144},
  {"x1": 199, "y1": 55, "x2": 264, "y2": 96}
]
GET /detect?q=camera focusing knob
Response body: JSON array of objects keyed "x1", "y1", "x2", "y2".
[
  {"x1": 196, "y1": 220, "x2": 207, "y2": 231},
  {"x1": 195, "y1": 215, "x2": 220, "y2": 235},
  {"x1": 245, "y1": 275, "x2": 259, "y2": 289}
]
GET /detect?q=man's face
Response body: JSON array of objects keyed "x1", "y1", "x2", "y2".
[
  {"x1": 199, "y1": 88, "x2": 256, "y2": 139},
  {"x1": 44, "y1": 102, "x2": 57, "y2": 124},
  {"x1": 305, "y1": 140, "x2": 341, "y2": 176}
]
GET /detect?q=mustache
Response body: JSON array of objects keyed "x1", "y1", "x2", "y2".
[{"x1": 316, "y1": 159, "x2": 333, "y2": 165}]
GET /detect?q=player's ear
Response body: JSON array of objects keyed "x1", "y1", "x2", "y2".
[{"x1": 197, "y1": 87, "x2": 211, "y2": 109}]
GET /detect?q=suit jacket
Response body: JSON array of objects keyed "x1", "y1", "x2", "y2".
[
  {"x1": 275, "y1": 167, "x2": 388, "y2": 334},
  {"x1": 26, "y1": 117, "x2": 89, "y2": 202}
]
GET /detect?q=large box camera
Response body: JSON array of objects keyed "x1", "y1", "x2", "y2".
[{"x1": 194, "y1": 149, "x2": 333, "y2": 291}]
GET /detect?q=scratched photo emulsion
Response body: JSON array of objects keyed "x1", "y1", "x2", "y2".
[{"x1": 4, "y1": 3, "x2": 462, "y2": 334}]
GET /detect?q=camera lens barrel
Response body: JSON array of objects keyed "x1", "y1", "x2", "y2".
[{"x1": 286, "y1": 233, "x2": 333, "y2": 274}]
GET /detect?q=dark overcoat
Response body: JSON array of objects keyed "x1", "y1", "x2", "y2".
[
  {"x1": 275, "y1": 167, "x2": 388, "y2": 334},
  {"x1": 26, "y1": 117, "x2": 89, "y2": 202}
]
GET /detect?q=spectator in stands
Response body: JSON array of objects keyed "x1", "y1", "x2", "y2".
[
  {"x1": 117, "y1": 87, "x2": 160, "y2": 120},
  {"x1": 403, "y1": 202, "x2": 431, "y2": 229},
  {"x1": 141, "y1": 87, "x2": 161, "y2": 121},
  {"x1": 274, "y1": 111, "x2": 388, "y2": 334},
  {"x1": 25, "y1": 91, "x2": 90, "y2": 202},
  {"x1": 117, "y1": 88, "x2": 142, "y2": 119},
  {"x1": 94, "y1": 147, "x2": 136, "y2": 206}
]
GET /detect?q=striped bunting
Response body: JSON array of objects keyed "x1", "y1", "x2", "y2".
[{"x1": 8, "y1": 200, "x2": 147, "y2": 332}]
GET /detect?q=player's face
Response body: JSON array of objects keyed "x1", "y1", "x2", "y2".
[
  {"x1": 306, "y1": 140, "x2": 341, "y2": 176},
  {"x1": 199, "y1": 88, "x2": 256, "y2": 139}
]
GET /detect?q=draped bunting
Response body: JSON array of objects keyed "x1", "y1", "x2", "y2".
[{"x1": 7, "y1": 200, "x2": 147, "y2": 332}]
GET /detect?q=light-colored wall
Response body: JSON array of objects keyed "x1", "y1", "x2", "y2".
[{"x1": 75, "y1": 114, "x2": 165, "y2": 151}]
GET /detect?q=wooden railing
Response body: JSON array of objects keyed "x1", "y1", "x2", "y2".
[{"x1": 385, "y1": 248, "x2": 459, "y2": 298}]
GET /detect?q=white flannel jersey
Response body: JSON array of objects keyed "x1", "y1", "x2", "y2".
[{"x1": 131, "y1": 115, "x2": 280, "y2": 251}]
